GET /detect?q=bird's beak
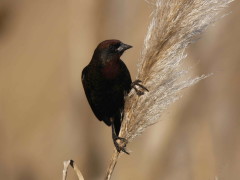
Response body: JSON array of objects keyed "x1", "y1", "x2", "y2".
[{"x1": 117, "y1": 43, "x2": 133, "y2": 53}]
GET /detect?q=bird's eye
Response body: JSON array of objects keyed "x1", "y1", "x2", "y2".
[
  {"x1": 109, "y1": 45, "x2": 115, "y2": 51},
  {"x1": 114, "y1": 43, "x2": 120, "y2": 48},
  {"x1": 109, "y1": 43, "x2": 120, "y2": 53}
]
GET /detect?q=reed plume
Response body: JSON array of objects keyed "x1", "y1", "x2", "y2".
[{"x1": 106, "y1": 0, "x2": 234, "y2": 179}]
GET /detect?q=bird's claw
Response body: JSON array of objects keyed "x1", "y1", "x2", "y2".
[
  {"x1": 131, "y1": 79, "x2": 149, "y2": 96},
  {"x1": 113, "y1": 137, "x2": 129, "y2": 155}
]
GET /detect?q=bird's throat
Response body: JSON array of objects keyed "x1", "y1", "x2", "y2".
[{"x1": 101, "y1": 61, "x2": 120, "y2": 80}]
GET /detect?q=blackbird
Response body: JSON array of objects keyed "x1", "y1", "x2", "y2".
[{"x1": 82, "y1": 39, "x2": 148, "y2": 153}]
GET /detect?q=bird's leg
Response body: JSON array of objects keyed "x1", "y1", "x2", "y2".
[
  {"x1": 111, "y1": 122, "x2": 129, "y2": 155},
  {"x1": 131, "y1": 79, "x2": 149, "y2": 96}
]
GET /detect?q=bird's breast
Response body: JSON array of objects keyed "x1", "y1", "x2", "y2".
[{"x1": 101, "y1": 61, "x2": 120, "y2": 80}]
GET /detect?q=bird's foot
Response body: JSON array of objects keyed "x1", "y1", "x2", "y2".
[
  {"x1": 113, "y1": 137, "x2": 129, "y2": 155},
  {"x1": 131, "y1": 79, "x2": 149, "y2": 96}
]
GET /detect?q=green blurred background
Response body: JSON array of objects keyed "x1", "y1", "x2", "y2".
[{"x1": 0, "y1": 0, "x2": 240, "y2": 180}]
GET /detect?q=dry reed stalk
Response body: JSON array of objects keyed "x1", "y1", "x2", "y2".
[{"x1": 105, "y1": 0, "x2": 234, "y2": 179}]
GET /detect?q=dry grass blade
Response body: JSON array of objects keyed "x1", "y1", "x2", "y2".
[
  {"x1": 105, "y1": 0, "x2": 234, "y2": 179},
  {"x1": 63, "y1": 160, "x2": 84, "y2": 180}
]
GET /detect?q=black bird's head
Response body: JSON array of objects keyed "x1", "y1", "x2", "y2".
[{"x1": 92, "y1": 39, "x2": 132, "y2": 64}]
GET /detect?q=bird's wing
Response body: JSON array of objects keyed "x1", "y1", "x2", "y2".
[
  {"x1": 81, "y1": 66, "x2": 106, "y2": 123},
  {"x1": 119, "y1": 60, "x2": 132, "y2": 94}
]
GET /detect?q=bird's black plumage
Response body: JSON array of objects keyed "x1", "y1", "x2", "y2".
[{"x1": 81, "y1": 40, "x2": 132, "y2": 136}]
